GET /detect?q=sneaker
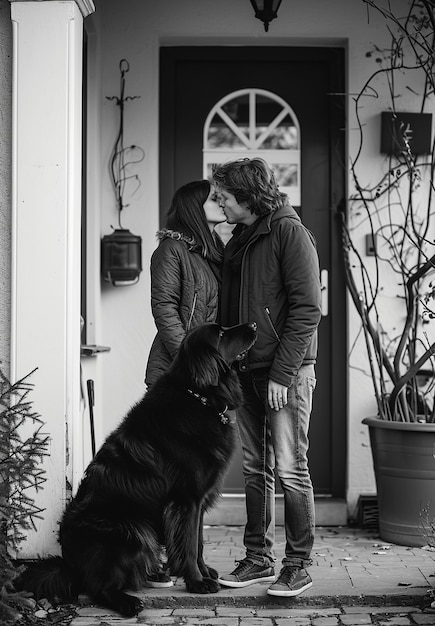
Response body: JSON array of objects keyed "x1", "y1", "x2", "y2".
[
  {"x1": 144, "y1": 571, "x2": 174, "y2": 588},
  {"x1": 267, "y1": 566, "x2": 312, "y2": 597},
  {"x1": 218, "y1": 558, "x2": 275, "y2": 588}
]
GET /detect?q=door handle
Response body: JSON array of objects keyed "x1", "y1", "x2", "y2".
[{"x1": 321, "y1": 269, "x2": 328, "y2": 317}]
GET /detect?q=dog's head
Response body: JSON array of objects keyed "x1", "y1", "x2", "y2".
[{"x1": 171, "y1": 322, "x2": 257, "y2": 391}]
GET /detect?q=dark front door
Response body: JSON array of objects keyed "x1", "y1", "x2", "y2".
[{"x1": 159, "y1": 46, "x2": 346, "y2": 498}]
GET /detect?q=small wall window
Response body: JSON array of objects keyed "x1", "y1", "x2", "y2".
[{"x1": 203, "y1": 88, "x2": 301, "y2": 206}]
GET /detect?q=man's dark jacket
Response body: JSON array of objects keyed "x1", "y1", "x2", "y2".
[{"x1": 230, "y1": 201, "x2": 322, "y2": 388}]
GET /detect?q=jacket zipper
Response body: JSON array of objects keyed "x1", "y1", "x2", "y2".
[
  {"x1": 187, "y1": 292, "x2": 198, "y2": 331},
  {"x1": 264, "y1": 306, "x2": 280, "y2": 342}
]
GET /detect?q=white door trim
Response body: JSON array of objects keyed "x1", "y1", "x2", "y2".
[{"x1": 10, "y1": 0, "x2": 94, "y2": 557}]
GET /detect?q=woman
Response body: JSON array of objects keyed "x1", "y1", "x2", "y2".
[{"x1": 145, "y1": 179, "x2": 226, "y2": 387}]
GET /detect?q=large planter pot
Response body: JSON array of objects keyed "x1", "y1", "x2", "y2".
[{"x1": 363, "y1": 416, "x2": 435, "y2": 547}]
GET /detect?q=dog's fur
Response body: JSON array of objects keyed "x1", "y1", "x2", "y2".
[{"x1": 17, "y1": 322, "x2": 257, "y2": 617}]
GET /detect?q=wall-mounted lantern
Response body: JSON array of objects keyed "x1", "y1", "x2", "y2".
[
  {"x1": 102, "y1": 59, "x2": 144, "y2": 287},
  {"x1": 250, "y1": 0, "x2": 282, "y2": 32},
  {"x1": 101, "y1": 228, "x2": 142, "y2": 286}
]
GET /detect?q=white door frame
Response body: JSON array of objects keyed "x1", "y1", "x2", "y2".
[{"x1": 9, "y1": 0, "x2": 95, "y2": 557}]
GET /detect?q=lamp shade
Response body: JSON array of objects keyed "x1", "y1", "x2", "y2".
[
  {"x1": 101, "y1": 228, "x2": 142, "y2": 286},
  {"x1": 250, "y1": 0, "x2": 282, "y2": 31}
]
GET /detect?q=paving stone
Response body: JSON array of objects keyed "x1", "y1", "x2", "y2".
[
  {"x1": 137, "y1": 616, "x2": 176, "y2": 624},
  {"x1": 412, "y1": 615, "x2": 435, "y2": 625},
  {"x1": 235, "y1": 617, "x2": 273, "y2": 626},
  {"x1": 342, "y1": 606, "x2": 416, "y2": 614},
  {"x1": 311, "y1": 619, "x2": 340, "y2": 626},
  {"x1": 138, "y1": 609, "x2": 174, "y2": 617},
  {"x1": 76, "y1": 607, "x2": 121, "y2": 617},
  {"x1": 339, "y1": 615, "x2": 372, "y2": 625},
  {"x1": 67, "y1": 620, "x2": 101, "y2": 626},
  {"x1": 176, "y1": 619, "x2": 239, "y2": 625},
  {"x1": 256, "y1": 608, "x2": 341, "y2": 617},
  {"x1": 172, "y1": 608, "x2": 215, "y2": 616},
  {"x1": 98, "y1": 617, "x2": 137, "y2": 626},
  {"x1": 93, "y1": 618, "x2": 140, "y2": 624},
  {"x1": 216, "y1": 607, "x2": 259, "y2": 616}
]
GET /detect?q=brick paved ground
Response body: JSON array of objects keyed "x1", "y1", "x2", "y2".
[{"x1": 40, "y1": 526, "x2": 435, "y2": 626}]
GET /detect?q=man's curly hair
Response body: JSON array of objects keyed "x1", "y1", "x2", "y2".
[{"x1": 212, "y1": 158, "x2": 286, "y2": 216}]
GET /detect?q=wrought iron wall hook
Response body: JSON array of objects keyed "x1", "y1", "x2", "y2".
[
  {"x1": 106, "y1": 59, "x2": 140, "y2": 107},
  {"x1": 105, "y1": 58, "x2": 144, "y2": 227}
]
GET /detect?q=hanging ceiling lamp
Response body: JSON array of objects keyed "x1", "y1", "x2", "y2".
[
  {"x1": 250, "y1": 0, "x2": 283, "y2": 32},
  {"x1": 101, "y1": 59, "x2": 144, "y2": 287}
]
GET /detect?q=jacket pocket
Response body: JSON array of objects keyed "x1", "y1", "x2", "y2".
[{"x1": 264, "y1": 306, "x2": 280, "y2": 342}]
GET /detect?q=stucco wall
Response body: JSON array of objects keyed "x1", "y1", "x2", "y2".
[{"x1": 0, "y1": 0, "x2": 11, "y2": 375}]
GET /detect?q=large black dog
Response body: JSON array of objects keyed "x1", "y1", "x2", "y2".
[{"x1": 18, "y1": 322, "x2": 257, "y2": 617}]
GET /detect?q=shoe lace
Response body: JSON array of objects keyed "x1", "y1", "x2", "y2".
[
  {"x1": 232, "y1": 558, "x2": 256, "y2": 576},
  {"x1": 277, "y1": 566, "x2": 299, "y2": 584}
]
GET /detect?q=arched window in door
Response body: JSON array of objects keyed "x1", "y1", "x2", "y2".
[{"x1": 203, "y1": 88, "x2": 301, "y2": 206}]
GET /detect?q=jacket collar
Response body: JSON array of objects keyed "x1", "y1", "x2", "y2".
[
  {"x1": 157, "y1": 228, "x2": 198, "y2": 250},
  {"x1": 238, "y1": 198, "x2": 301, "y2": 238}
]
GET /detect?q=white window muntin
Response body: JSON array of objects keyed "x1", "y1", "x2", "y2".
[{"x1": 203, "y1": 89, "x2": 301, "y2": 206}]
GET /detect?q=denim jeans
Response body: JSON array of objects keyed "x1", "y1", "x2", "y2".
[{"x1": 236, "y1": 364, "x2": 316, "y2": 569}]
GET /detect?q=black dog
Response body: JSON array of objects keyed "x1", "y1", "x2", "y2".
[{"x1": 17, "y1": 322, "x2": 257, "y2": 617}]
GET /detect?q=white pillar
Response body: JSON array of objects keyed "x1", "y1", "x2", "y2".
[{"x1": 10, "y1": 0, "x2": 94, "y2": 557}]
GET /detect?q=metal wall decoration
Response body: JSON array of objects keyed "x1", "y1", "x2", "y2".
[{"x1": 101, "y1": 59, "x2": 144, "y2": 286}]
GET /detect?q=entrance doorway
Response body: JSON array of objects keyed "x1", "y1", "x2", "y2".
[{"x1": 159, "y1": 47, "x2": 347, "y2": 508}]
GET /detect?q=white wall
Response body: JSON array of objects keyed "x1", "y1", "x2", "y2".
[
  {"x1": 0, "y1": 0, "x2": 11, "y2": 375},
  {"x1": 86, "y1": 0, "x2": 418, "y2": 516}
]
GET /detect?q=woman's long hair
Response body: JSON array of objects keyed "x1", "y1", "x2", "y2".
[{"x1": 165, "y1": 180, "x2": 223, "y2": 263}]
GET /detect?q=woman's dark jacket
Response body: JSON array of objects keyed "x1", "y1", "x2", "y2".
[
  {"x1": 228, "y1": 202, "x2": 322, "y2": 388},
  {"x1": 145, "y1": 229, "x2": 220, "y2": 387}
]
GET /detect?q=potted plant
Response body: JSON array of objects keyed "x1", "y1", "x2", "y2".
[{"x1": 343, "y1": 0, "x2": 435, "y2": 546}]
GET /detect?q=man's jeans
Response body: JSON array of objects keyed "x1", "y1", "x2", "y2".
[{"x1": 236, "y1": 364, "x2": 316, "y2": 569}]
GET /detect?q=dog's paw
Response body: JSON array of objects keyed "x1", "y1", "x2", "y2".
[
  {"x1": 117, "y1": 594, "x2": 144, "y2": 617},
  {"x1": 186, "y1": 577, "x2": 220, "y2": 594}
]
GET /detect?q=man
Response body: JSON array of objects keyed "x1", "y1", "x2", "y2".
[{"x1": 212, "y1": 158, "x2": 322, "y2": 597}]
